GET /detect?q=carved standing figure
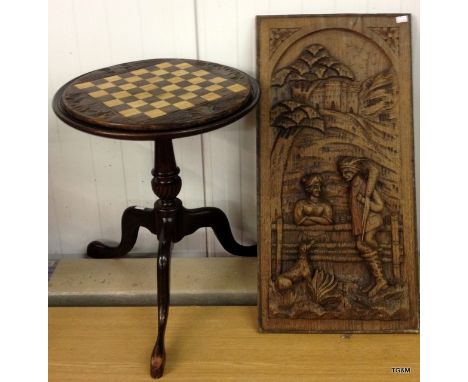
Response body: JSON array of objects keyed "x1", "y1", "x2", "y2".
[
  {"x1": 337, "y1": 157, "x2": 389, "y2": 297},
  {"x1": 293, "y1": 174, "x2": 333, "y2": 226}
]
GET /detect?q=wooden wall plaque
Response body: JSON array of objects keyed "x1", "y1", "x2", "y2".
[{"x1": 257, "y1": 14, "x2": 418, "y2": 333}]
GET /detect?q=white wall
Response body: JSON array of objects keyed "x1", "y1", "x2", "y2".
[{"x1": 49, "y1": 0, "x2": 419, "y2": 259}]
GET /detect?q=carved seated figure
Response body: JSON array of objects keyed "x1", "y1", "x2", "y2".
[{"x1": 293, "y1": 173, "x2": 333, "y2": 226}]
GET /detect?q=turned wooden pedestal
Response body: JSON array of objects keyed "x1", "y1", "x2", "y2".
[{"x1": 53, "y1": 58, "x2": 259, "y2": 378}]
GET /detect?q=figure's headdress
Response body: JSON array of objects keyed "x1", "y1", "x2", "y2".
[{"x1": 337, "y1": 156, "x2": 363, "y2": 172}]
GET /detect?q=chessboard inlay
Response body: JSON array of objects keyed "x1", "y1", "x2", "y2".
[{"x1": 73, "y1": 61, "x2": 249, "y2": 120}]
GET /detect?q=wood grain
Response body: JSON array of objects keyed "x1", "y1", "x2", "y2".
[{"x1": 49, "y1": 306, "x2": 419, "y2": 381}]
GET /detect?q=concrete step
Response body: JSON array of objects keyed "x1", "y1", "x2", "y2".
[{"x1": 48, "y1": 257, "x2": 257, "y2": 306}]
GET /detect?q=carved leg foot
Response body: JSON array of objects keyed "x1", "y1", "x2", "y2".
[
  {"x1": 150, "y1": 220, "x2": 173, "y2": 379},
  {"x1": 181, "y1": 207, "x2": 256, "y2": 256},
  {"x1": 87, "y1": 206, "x2": 156, "y2": 258}
]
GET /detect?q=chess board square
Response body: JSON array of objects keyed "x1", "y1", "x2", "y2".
[
  {"x1": 128, "y1": 100, "x2": 148, "y2": 108},
  {"x1": 126, "y1": 76, "x2": 143, "y2": 83},
  {"x1": 131, "y1": 68, "x2": 150, "y2": 75},
  {"x1": 172, "y1": 69, "x2": 189, "y2": 76},
  {"x1": 151, "y1": 69, "x2": 169, "y2": 76},
  {"x1": 159, "y1": 92, "x2": 176, "y2": 100},
  {"x1": 162, "y1": 84, "x2": 180, "y2": 92},
  {"x1": 113, "y1": 79, "x2": 127, "y2": 86},
  {"x1": 206, "y1": 84, "x2": 223, "y2": 92},
  {"x1": 209, "y1": 77, "x2": 227, "y2": 84},
  {"x1": 120, "y1": 108, "x2": 141, "y2": 117},
  {"x1": 227, "y1": 84, "x2": 247, "y2": 92},
  {"x1": 150, "y1": 100, "x2": 171, "y2": 108},
  {"x1": 119, "y1": 83, "x2": 137, "y2": 90},
  {"x1": 140, "y1": 72, "x2": 157, "y2": 80},
  {"x1": 202, "y1": 92, "x2": 222, "y2": 101},
  {"x1": 175, "y1": 62, "x2": 192, "y2": 69},
  {"x1": 138, "y1": 103, "x2": 155, "y2": 112},
  {"x1": 187, "y1": 77, "x2": 206, "y2": 85},
  {"x1": 97, "y1": 82, "x2": 115, "y2": 90},
  {"x1": 75, "y1": 82, "x2": 95, "y2": 89},
  {"x1": 156, "y1": 62, "x2": 172, "y2": 69},
  {"x1": 192, "y1": 70, "x2": 209, "y2": 77},
  {"x1": 113, "y1": 90, "x2": 132, "y2": 99},
  {"x1": 171, "y1": 87, "x2": 189, "y2": 97},
  {"x1": 174, "y1": 81, "x2": 191, "y2": 88},
  {"x1": 104, "y1": 75, "x2": 122, "y2": 82},
  {"x1": 145, "y1": 109, "x2": 167, "y2": 118},
  {"x1": 184, "y1": 84, "x2": 202, "y2": 92},
  {"x1": 89, "y1": 90, "x2": 108, "y2": 98},
  {"x1": 168, "y1": 77, "x2": 184, "y2": 84},
  {"x1": 179, "y1": 92, "x2": 197, "y2": 101},
  {"x1": 173, "y1": 101, "x2": 194, "y2": 110},
  {"x1": 147, "y1": 76, "x2": 165, "y2": 84},
  {"x1": 134, "y1": 92, "x2": 152, "y2": 100},
  {"x1": 134, "y1": 79, "x2": 149, "y2": 87},
  {"x1": 126, "y1": 87, "x2": 145, "y2": 95},
  {"x1": 141, "y1": 83, "x2": 157, "y2": 91},
  {"x1": 104, "y1": 99, "x2": 124, "y2": 107}
]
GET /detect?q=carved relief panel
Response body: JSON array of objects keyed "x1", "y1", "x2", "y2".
[{"x1": 257, "y1": 15, "x2": 418, "y2": 332}]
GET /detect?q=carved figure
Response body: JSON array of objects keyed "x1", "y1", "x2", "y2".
[
  {"x1": 293, "y1": 174, "x2": 333, "y2": 226},
  {"x1": 337, "y1": 156, "x2": 389, "y2": 297}
]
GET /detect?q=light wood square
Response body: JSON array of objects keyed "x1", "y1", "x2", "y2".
[
  {"x1": 172, "y1": 70, "x2": 189, "y2": 76},
  {"x1": 175, "y1": 62, "x2": 192, "y2": 69},
  {"x1": 104, "y1": 99, "x2": 124, "y2": 107},
  {"x1": 192, "y1": 70, "x2": 209, "y2": 77},
  {"x1": 156, "y1": 62, "x2": 172, "y2": 69},
  {"x1": 104, "y1": 75, "x2": 122, "y2": 82},
  {"x1": 113, "y1": 91, "x2": 132, "y2": 99},
  {"x1": 119, "y1": 83, "x2": 137, "y2": 90},
  {"x1": 173, "y1": 101, "x2": 194, "y2": 110},
  {"x1": 97, "y1": 82, "x2": 115, "y2": 90},
  {"x1": 209, "y1": 77, "x2": 227, "y2": 84},
  {"x1": 179, "y1": 92, "x2": 197, "y2": 101},
  {"x1": 150, "y1": 100, "x2": 171, "y2": 108},
  {"x1": 159, "y1": 92, "x2": 176, "y2": 100},
  {"x1": 128, "y1": 100, "x2": 148, "y2": 108},
  {"x1": 168, "y1": 77, "x2": 185, "y2": 84},
  {"x1": 188, "y1": 77, "x2": 205, "y2": 85},
  {"x1": 89, "y1": 90, "x2": 108, "y2": 98},
  {"x1": 206, "y1": 84, "x2": 223, "y2": 92},
  {"x1": 227, "y1": 84, "x2": 246, "y2": 93},
  {"x1": 162, "y1": 84, "x2": 180, "y2": 92},
  {"x1": 120, "y1": 108, "x2": 141, "y2": 117},
  {"x1": 75, "y1": 82, "x2": 94, "y2": 89},
  {"x1": 141, "y1": 84, "x2": 157, "y2": 91},
  {"x1": 126, "y1": 76, "x2": 142, "y2": 83},
  {"x1": 184, "y1": 84, "x2": 202, "y2": 92},
  {"x1": 145, "y1": 109, "x2": 167, "y2": 118},
  {"x1": 147, "y1": 76, "x2": 165, "y2": 84},
  {"x1": 151, "y1": 69, "x2": 168, "y2": 76},
  {"x1": 202, "y1": 92, "x2": 222, "y2": 101},
  {"x1": 134, "y1": 92, "x2": 152, "y2": 100},
  {"x1": 131, "y1": 68, "x2": 150, "y2": 75}
]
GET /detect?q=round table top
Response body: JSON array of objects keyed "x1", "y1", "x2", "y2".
[{"x1": 53, "y1": 59, "x2": 259, "y2": 140}]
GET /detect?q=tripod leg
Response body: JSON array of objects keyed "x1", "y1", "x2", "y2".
[
  {"x1": 87, "y1": 207, "x2": 156, "y2": 258},
  {"x1": 150, "y1": 220, "x2": 174, "y2": 378},
  {"x1": 181, "y1": 207, "x2": 256, "y2": 257}
]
